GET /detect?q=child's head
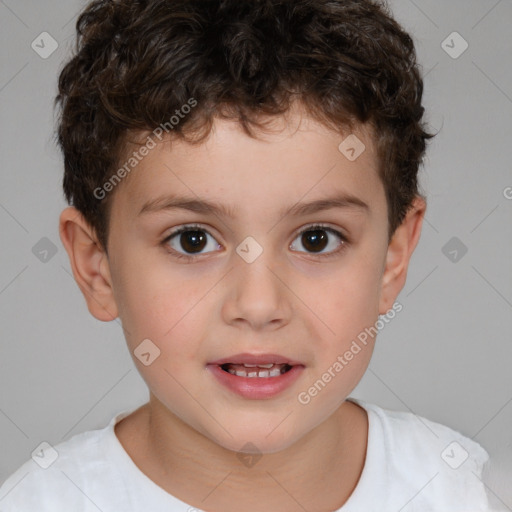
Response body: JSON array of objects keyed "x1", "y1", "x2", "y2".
[{"x1": 57, "y1": 0, "x2": 430, "y2": 453}]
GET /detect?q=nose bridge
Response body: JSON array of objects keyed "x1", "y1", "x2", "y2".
[
  {"x1": 235, "y1": 238, "x2": 281, "y2": 300},
  {"x1": 222, "y1": 236, "x2": 292, "y2": 329}
]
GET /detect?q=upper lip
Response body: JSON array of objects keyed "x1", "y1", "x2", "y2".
[{"x1": 209, "y1": 353, "x2": 303, "y2": 366}]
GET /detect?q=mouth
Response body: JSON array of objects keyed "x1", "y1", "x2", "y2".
[
  {"x1": 207, "y1": 353, "x2": 304, "y2": 399},
  {"x1": 220, "y1": 362, "x2": 293, "y2": 378}
]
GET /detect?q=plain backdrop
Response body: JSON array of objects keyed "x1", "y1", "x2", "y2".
[{"x1": 1, "y1": 0, "x2": 511, "y2": 509}]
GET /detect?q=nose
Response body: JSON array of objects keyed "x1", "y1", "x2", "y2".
[{"x1": 221, "y1": 251, "x2": 293, "y2": 331}]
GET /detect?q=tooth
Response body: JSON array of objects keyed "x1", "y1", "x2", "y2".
[
  {"x1": 257, "y1": 364, "x2": 274, "y2": 369},
  {"x1": 243, "y1": 364, "x2": 258, "y2": 368},
  {"x1": 229, "y1": 367, "x2": 286, "y2": 378}
]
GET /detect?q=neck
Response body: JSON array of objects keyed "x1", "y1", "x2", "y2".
[{"x1": 135, "y1": 396, "x2": 368, "y2": 512}]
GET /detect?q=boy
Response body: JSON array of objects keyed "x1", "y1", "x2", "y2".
[{"x1": 0, "y1": 0, "x2": 492, "y2": 510}]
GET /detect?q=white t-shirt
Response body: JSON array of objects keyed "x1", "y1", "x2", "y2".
[{"x1": 0, "y1": 398, "x2": 492, "y2": 511}]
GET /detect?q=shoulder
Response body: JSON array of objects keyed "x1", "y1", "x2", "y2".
[
  {"x1": 367, "y1": 399, "x2": 489, "y2": 468},
  {"x1": 350, "y1": 398, "x2": 491, "y2": 512},
  {"x1": 0, "y1": 410, "x2": 130, "y2": 512}
]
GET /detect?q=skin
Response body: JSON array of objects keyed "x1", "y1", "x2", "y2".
[{"x1": 60, "y1": 108, "x2": 425, "y2": 511}]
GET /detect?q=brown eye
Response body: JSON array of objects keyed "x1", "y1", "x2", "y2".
[
  {"x1": 290, "y1": 225, "x2": 345, "y2": 256},
  {"x1": 179, "y1": 230, "x2": 207, "y2": 253},
  {"x1": 165, "y1": 225, "x2": 221, "y2": 257},
  {"x1": 301, "y1": 230, "x2": 328, "y2": 253}
]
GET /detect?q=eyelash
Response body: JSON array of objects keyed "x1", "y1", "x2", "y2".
[{"x1": 161, "y1": 223, "x2": 349, "y2": 262}]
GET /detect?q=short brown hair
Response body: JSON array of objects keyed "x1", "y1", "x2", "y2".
[{"x1": 56, "y1": 0, "x2": 432, "y2": 250}]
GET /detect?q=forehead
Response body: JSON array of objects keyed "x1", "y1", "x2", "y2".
[{"x1": 113, "y1": 113, "x2": 386, "y2": 223}]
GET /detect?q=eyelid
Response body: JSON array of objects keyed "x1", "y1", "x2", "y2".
[
  {"x1": 292, "y1": 223, "x2": 348, "y2": 242},
  {"x1": 164, "y1": 223, "x2": 214, "y2": 238},
  {"x1": 162, "y1": 223, "x2": 221, "y2": 244}
]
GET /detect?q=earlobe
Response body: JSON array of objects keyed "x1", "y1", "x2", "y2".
[
  {"x1": 59, "y1": 207, "x2": 118, "y2": 321},
  {"x1": 378, "y1": 197, "x2": 426, "y2": 315}
]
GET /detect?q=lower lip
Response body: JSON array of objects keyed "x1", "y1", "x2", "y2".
[{"x1": 207, "y1": 364, "x2": 304, "y2": 399}]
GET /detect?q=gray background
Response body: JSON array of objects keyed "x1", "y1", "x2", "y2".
[{"x1": 1, "y1": 0, "x2": 511, "y2": 509}]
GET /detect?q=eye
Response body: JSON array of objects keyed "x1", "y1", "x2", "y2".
[
  {"x1": 162, "y1": 224, "x2": 221, "y2": 260},
  {"x1": 162, "y1": 223, "x2": 348, "y2": 262},
  {"x1": 289, "y1": 224, "x2": 347, "y2": 257}
]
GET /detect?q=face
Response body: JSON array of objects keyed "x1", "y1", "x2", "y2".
[{"x1": 105, "y1": 112, "x2": 391, "y2": 453}]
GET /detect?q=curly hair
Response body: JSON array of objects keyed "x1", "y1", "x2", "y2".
[{"x1": 56, "y1": 0, "x2": 432, "y2": 250}]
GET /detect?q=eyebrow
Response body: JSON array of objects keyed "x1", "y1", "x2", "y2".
[{"x1": 138, "y1": 193, "x2": 369, "y2": 219}]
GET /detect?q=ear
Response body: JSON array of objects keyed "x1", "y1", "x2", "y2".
[
  {"x1": 378, "y1": 196, "x2": 426, "y2": 314},
  {"x1": 59, "y1": 207, "x2": 118, "y2": 321}
]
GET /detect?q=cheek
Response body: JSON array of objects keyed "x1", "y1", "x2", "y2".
[
  {"x1": 111, "y1": 256, "x2": 208, "y2": 355},
  {"x1": 113, "y1": 266, "x2": 209, "y2": 401},
  {"x1": 305, "y1": 257, "x2": 383, "y2": 345}
]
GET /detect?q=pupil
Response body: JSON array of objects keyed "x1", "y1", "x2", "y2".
[
  {"x1": 302, "y1": 230, "x2": 327, "y2": 252},
  {"x1": 181, "y1": 231, "x2": 206, "y2": 253}
]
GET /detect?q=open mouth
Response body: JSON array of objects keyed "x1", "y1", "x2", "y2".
[
  {"x1": 208, "y1": 354, "x2": 304, "y2": 398},
  {"x1": 220, "y1": 363, "x2": 293, "y2": 378}
]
